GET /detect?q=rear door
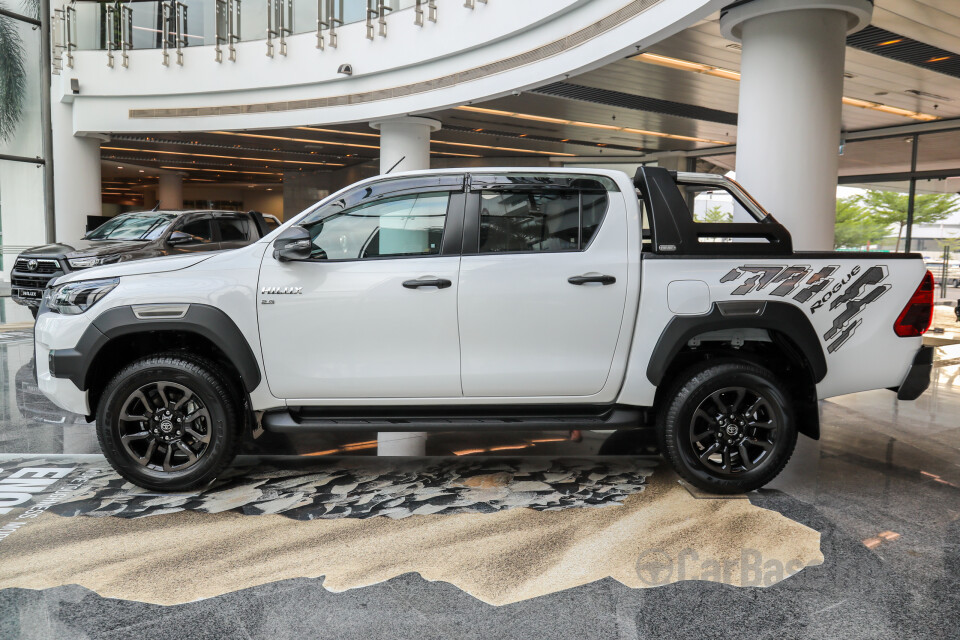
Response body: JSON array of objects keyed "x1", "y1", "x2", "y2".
[{"x1": 457, "y1": 173, "x2": 630, "y2": 397}]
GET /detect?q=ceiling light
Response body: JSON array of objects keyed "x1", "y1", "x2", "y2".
[
  {"x1": 633, "y1": 52, "x2": 742, "y2": 81},
  {"x1": 430, "y1": 150, "x2": 484, "y2": 158},
  {"x1": 218, "y1": 127, "x2": 567, "y2": 157},
  {"x1": 102, "y1": 146, "x2": 344, "y2": 167},
  {"x1": 432, "y1": 138, "x2": 576, "y2": 156},
  {"x1": 213, "y1": 130, "x2": 380, "y2": 151},
  {"x1": 840, "y1": 96, "x2": 937, "y2": 120},
  {"x1": 878, "y1": 38, "x2": 903, "y2": 46},
  {"x1": 633, "y1": 51, "x2": 937, "y2": 121},
  {"x1": 928, "y1": 56, "x2": 950, "y2": 63},
  {"x1": 159, "y1": 166, "x2": 283, "y2": 176},
  {"x1": 295, "y1": 126, "x2": 380, "y2": 138},
  {"x1": 455, "y1": 105, "x2": 727, "y2": 145}
]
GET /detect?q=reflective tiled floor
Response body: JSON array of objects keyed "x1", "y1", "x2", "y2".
[{"x1": 1, "y1": 313, "x2": 958, "y2": 639}]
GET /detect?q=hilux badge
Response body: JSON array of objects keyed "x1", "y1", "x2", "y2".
[{"x1": 261, "y1": 286, "x2": 302, "y2": 295}]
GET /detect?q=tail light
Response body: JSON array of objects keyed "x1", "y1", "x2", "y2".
[{"x1": 893, "y1": 271, "x2": 934, "y2": 337}]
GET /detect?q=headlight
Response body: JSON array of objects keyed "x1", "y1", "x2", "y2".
[
  {"x1": 68, "y1": 255, "x2": 120, "y2": 269},
  {"x1": 45, "y1": 278, "x2": 119, "y2": 315}
]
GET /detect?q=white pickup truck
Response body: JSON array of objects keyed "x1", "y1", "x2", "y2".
[{"x1": 35, "y1": 167, "x2": 935, "y2": 494}]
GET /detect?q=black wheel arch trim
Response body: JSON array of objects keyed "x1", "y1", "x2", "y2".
[
  {"x1": 646, "y1": 301, "x2": 828, "y2": 387},
  {"x1": 49, "y1": 304, "x2": 262, "y2": 393}
]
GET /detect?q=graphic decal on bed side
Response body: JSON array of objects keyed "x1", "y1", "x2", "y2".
[{"x1": 720, "y1": 264, "x2": 890, "y2": 352}]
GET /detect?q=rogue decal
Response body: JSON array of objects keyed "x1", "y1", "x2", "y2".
[
  {"x1": 793, "y1": 266, "x2": 839, "y2": 303},
  {"x1": 721, "y1": 264, "x2": 890, "y2": 352},
  {"x1": 822, "y1": 266, "x2": 890, "y2": 353}
]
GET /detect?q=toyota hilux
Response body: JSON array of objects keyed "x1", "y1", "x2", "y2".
[{"x1": 33, "y1": 167, "x2": 935, "y2": 493}]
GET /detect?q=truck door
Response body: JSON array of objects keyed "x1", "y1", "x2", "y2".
[
  {"x1": 457, "y1": 174, "x2": 630, "y2": 397},
  {"x1": 257, "y1": 175, "x2": 466, "y2": 400}
]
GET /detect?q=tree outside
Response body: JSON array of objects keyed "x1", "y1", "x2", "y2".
[
  {"x1": 700, "y1": 204, "x2": 732, "y2": 223},
  {"x1": 0, "y1": 0, "x2": 39, "y2": 142},
  {"x1": 860, "y1": 190, "x2": 960, "y2": 252},
  {"x1": 834, "y1": 195, "x2": 887, "y2": 250}
]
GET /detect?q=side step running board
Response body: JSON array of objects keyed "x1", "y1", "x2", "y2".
[{"x1": 261, "y1": 406, "x2": 642, "y2": 433}]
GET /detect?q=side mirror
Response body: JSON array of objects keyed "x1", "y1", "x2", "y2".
[
  {"x1": 167, "y1": 231, "x2": 194, "y2": 246},
  {"x1": 273, "y1": 225, "x2": 312, "y2": 261}
]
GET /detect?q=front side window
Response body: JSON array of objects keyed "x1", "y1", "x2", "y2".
[
  {"x1": 301, "y1": 192, "x2": 450, "y2": 260},
  {"x1": 477, "y1": 182, "x2": 609, "y2": 254}
]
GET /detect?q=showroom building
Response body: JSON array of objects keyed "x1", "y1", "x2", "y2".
[{"x1": 0, "y1": 1, "x2": 958, "y2": 638}]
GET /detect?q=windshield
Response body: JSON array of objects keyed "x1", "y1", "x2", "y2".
[{"x1": 85, "y1": 213, "x2": 178, "y2": 241}]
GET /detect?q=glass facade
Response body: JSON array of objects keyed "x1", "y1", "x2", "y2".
[{"x1": 70, "y1": 0, "x2": 417, "y2": 50}]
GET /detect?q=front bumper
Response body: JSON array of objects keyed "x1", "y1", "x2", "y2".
[
  {"x1": 12, "y1": 288, "x2": 44, "y2": 307},
  {"x1": 36, "y1": 342, "x2": 90, "y2": 415},
  {"x1": 34, "y1": 302, "x2": 93, "y2": 416},
  {"x1": 896, "y1": 346, "x2": 934, "y2": 401}
]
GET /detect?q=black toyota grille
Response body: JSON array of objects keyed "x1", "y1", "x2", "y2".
[
  {"x1": 11, "y1": 274, "x2": 54, "y2": 288},
  {"x1": 14, "y1": 258, "x2": 60, "y2": 274}
]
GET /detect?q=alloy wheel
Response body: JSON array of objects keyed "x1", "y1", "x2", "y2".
[
  {"x1": 117, "y1": 380, "x2": 212, "y2": 473},
  {"x1": 688, "y1": 386, "x2": 779, "y2": 476}
]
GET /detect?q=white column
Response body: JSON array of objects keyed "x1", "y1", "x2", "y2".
[
  {"x1": 369, "y1": 116, "x2": 441, "y2": 174},
  {"x1": 51, "y1": 101, "x2": 101, "y2": 242},
  {"x1": 721, "y1": 0, "x2": 871, "y2": 250},
  {"x1": 368, "y1": 117, "x2": 441, "y2": 456},
  {"x1": 158, "y1": 173, "x2": 184, "y2": 210}
]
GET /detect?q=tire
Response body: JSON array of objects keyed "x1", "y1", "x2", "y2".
[
  {"x1": 96, "y1": 354, "x2": 241, "y2": 491},
  {"x1": 657, "y1": 360, "x2": 797, "y2": 494}
]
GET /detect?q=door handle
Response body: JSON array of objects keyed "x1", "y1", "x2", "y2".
[
  {"x1": 568, "y1": 274, "x2": 616, "y2": 286},
  {"x1": 403, "y1": 278, "x2": 452, "y2": 289}
]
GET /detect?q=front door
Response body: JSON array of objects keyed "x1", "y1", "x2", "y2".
[
  {"x1": 257, "y1": 176, "x2": 465, "y2": 400},
  {"x1": 457, "y1": 173, "x2": 630, "y2": 397}
]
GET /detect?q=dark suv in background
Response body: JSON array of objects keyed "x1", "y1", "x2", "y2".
[{"x1": 11, "y1": 209, "x2": 275, "y2": 316}]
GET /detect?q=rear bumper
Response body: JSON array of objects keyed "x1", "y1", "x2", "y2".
[{"x1": 896, "y1": 346, "x2": 934, "y2": 401}]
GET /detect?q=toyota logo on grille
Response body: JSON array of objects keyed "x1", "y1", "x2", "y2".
[{"x1": 26, "y1": 259, "x2": 38, "y2": 272}]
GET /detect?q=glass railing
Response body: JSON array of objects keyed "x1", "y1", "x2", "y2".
[{"x1": 66, "y1": 0, "x2": 419, "y2": 52}]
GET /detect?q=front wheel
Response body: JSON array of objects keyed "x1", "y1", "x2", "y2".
[
  {"x1": 658, "y1": 360, "x2": 797, "y2": 494},
  {"x1": 96, "y1": 354, "x2": 240, "y2": 491}
]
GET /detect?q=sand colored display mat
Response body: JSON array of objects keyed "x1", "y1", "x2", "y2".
[{"x1": 0, "y1": 455, "x2": 823, "y2": 606}]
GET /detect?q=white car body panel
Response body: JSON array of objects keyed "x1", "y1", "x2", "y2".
[
  {"x1": 53, "y1": 252, "x2": 217, "y2": 284},
  {"x1": 257, "y1": 255, "x2": 463, "y2": 399},
  {"x1": 457, "y1": 187, "x2": 631, "y2": 398},
  {"x1": 616, "y1": 256, "x2": 925, "y2": 406}
]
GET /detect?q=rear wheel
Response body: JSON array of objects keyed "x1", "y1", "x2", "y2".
[
  {"x1": 658, "y1": 360, "x2": 797, "y2": 494},
  {"x1": 96, "y1": 354, "x2": 240, "y2": 491}
]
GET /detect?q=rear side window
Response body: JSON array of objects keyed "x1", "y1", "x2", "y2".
[
  {"x1": 477, "y1": 180, "x2": 609, "y2": 254},
  {"x1": 177, "y1": 218, "x2": 215, "y2": 244},
  {"x1": 217, "y1": 217, "x2": 254, "y2": 242}
]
